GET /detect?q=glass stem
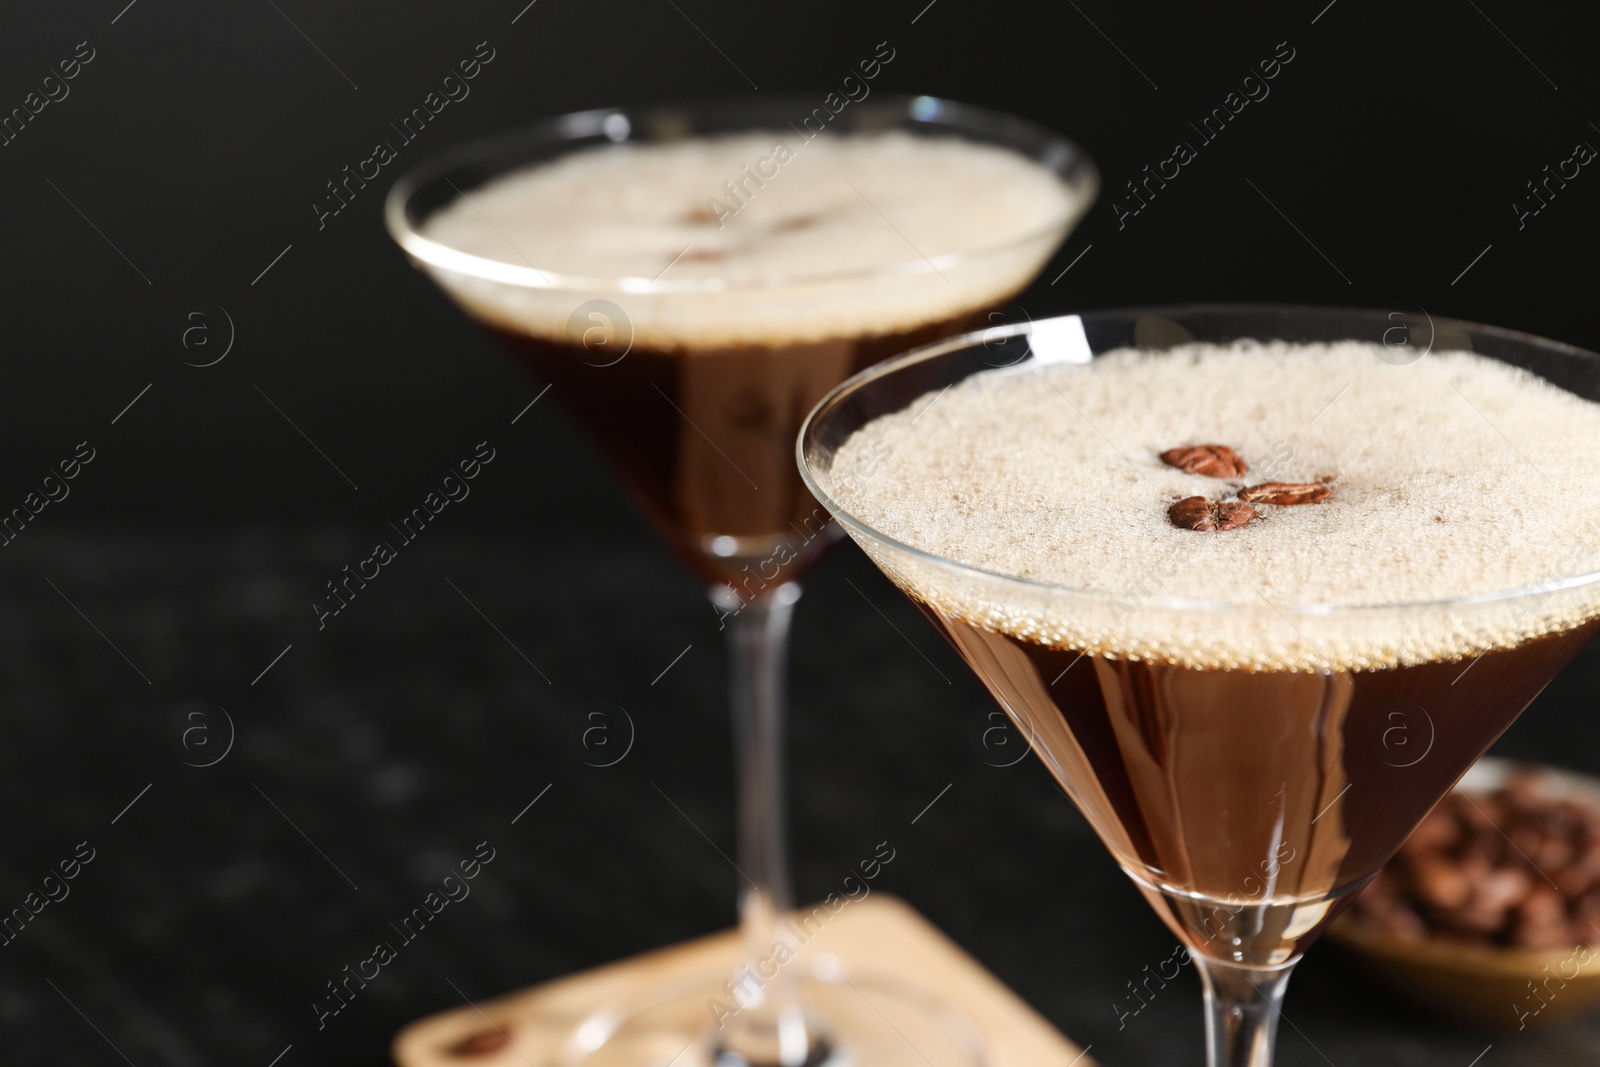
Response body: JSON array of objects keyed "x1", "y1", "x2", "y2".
[
  {"x1": 711, "y1": 581, "x2": 821, "y2": 1067},
  {"x1": 1194, "y1": 957, "x2": 1296, "y2": 1067}
]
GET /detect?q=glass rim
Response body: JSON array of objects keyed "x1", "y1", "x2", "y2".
[
  {"x1": 383, "y1": 94, "x2": 1098, "y2": 295},
  {"x1": 796, "y1": 302, "x2": 1600, "y2": 620}
]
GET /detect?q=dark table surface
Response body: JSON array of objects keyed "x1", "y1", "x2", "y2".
[{"x1": 3, "y1": 521, "x2": 1599, "y2": 1067}]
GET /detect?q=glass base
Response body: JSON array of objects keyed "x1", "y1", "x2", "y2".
[{"x1": 557, "y1": 959, "x2": 987, "y2": 1067}]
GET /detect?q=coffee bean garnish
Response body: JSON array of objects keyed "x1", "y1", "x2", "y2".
[
  {"x1": 1168, "y1": 495, "x2": 1259, "y2": 532},
  {"x1": 1159, "y1": 444, "x2": 1336, "y2": 528},
  {"x1": 1237, "y1": 481, "x2": 1332, "y2": 506},
  {"x1": 1160, "y1": 444, "x2": 1248, "y2": 479}
]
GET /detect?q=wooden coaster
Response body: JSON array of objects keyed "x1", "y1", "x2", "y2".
[{"x1": 393, "y1": 894, "x2": 1091, "y2": 1067}]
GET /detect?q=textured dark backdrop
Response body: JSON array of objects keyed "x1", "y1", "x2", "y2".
[{"x1": 1, "y1": 1, "x2": 1598, "y2": 1065}]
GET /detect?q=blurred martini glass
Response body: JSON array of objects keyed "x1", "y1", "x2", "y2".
[{"x1": 388, "y1": 98, "x2": 1096, "y2": 1067}]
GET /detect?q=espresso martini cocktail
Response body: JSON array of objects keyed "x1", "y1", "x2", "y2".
[
  {"x1": 411, "y1": 120, "x2": 1084, "y2": 585},
  {"x1": 800, "y1": 308, "x2": 1600, "y2": 1067},
  {"x1": 388, "y1": 100, "x2": 1096, "y2": 1067}
]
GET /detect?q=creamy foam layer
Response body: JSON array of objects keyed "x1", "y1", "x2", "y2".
[
  {"x1": 418, "y1": 132, "x2": 1081, "y2": 348},
  {"x1": 825, "y1": 341, "x2": 1600, "y2": 670}
]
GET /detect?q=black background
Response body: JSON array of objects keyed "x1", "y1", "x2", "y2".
[{"x1": 1, "y1": 1, "x2": 1598, "y2": 1065}]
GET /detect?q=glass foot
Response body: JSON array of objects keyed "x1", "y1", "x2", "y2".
[
  {"x1": 558, "y1": 960, "x2": 987, "y2": 1067},
  {"x1": 713, "y1": 1036, "x2": 841, "y2": 1067}
]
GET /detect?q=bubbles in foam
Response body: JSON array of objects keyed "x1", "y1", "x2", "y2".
[
  {"x1": 825, "y1": 341, "x2": 1600, "y2": 670},
  {"x1": 416, "y1": 132, "x2": 1082, "y2": 349}
]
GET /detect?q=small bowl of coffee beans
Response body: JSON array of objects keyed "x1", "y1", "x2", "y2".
[{"x1": 1329, "y1": 758, "x2": 1600, "y2": 1030}]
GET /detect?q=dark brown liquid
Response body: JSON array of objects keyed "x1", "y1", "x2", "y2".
[
  {"x1": 494, "y1": 308, "x2": 996, "y2": 587},
  {"x1": 924, "y1": 605, "x2": 1600, "y2": 965}
]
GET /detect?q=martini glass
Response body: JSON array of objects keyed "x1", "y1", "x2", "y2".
[
  {"x1": 387, "y1": 98, "x2": 1096, "y2": 1067},
  {"x1": 798, "y1": 306, "x2": 1600, "y2": 1067}
]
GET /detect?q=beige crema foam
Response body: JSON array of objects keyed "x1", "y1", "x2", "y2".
[
  {"x1": 418, "y1": 132, "x2": 1082, "y2": 348},
  {"x1": 824, "y1": 342, "x2": 1600, "y2": 671}
]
